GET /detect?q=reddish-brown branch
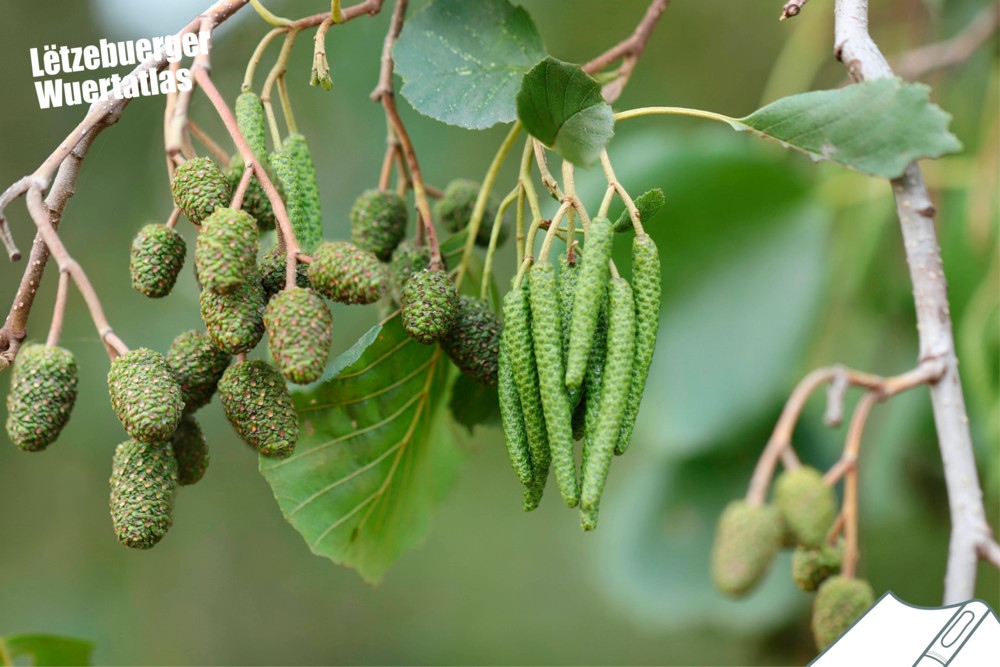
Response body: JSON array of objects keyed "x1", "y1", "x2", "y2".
[
  {"x1": 894, "y1": 5, "x2": 999, "y2": 80},
  {"x1": 746, "y1": 362, "x2": 943, "y2": 506},
  {"x1": 231, "y1": 166, "x2": 254, "y2": 210},
  {"x1": 45, "y1": 270, "x2": 70, "y2": 349},
  {"x1": 582, "y1": 0, "x2": 669, "y2": 102},
  {"x1": 840, "y1": 391, "x2": 878, "y2": 578},
  {"x1": 165, "y1": 206, "x2": 182, "y2": 231},
  {"x1": 189, "y1": 120, "x2": 233, "y2": 167},
  {"x1": 25, "y1": 189, "x2": 127, "y2": 359}
]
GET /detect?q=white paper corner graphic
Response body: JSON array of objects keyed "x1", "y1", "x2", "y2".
[{"x1": 809, "y1": 592, "x2": 1000, "y2": 666}]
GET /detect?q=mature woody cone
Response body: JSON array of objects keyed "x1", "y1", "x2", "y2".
[
  {"x1": 195, "y1": 208, "x2": 259, "y2": 294},
  {"x1": 264, "y1": 287, "x2": 333, "y2": 384},
  {"x1": 218, "y1": 360, "x2": 298, "y2": 459},
  {"x1": 166, "y1": 330, "x2": 230, "y2": 412},
  {"x1": 5, "y1": 344, "x2": 78, "y2": 452},
  {"x1": 350, "y1": 189, "x2": 408, "y2": 261},
  {"x1": 440, "y1": 296, "x2": 501, "y2": 386},
  {"x1": 812, "y1": 576, "x2": 875, "y2": 650},
  {"x1": 109, "y1": 438, "x2": 178, "y2": 549},
  {"x1": 170, "y1": 156, "x2": 232, "y2": 226},
  {"x1": 108, "y1": 348, "x2": 184, "y2": 442},
  {"x1": 200, "y1": 279, "x2": 267, "y2": 355},
  {"x1": 401, "y1": 268, "x2": 458, "y2": 344},
  {"x1": 308, "y1": 240, "x2": 387, "y2": 305},
  {"x1": 170, "y1": 415, "x2": 209, "y2": 486},
  {"x1": 774, "y1": 466, "x2": 837, "y2": 548},
  {"x1": 710, "y1": 500, "x2": 783, "y2": 597},
  {"x1": 130, "y1": 224, "x2": 186, "y2": 298}
]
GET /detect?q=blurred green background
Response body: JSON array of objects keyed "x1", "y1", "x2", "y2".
[{"x1": 1, "y1": 0, "x2": 997, "y2": 664}]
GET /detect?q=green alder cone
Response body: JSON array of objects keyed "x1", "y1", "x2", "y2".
[
  {"x1": 389, "y1": 240, "x2": 432, "y2": 291},
  {"x1": 228, "y1": 155, "x2": 277, "y2": 232},
  {"x1": 5, "y1": 344, "x2": 78, "y2": 452},
  {"x1": 812, "y1": 576, "x2": 875, "y2": 650},
  {"x1": 264, "y1": 287, "x2": 333, "y2": 385},
  {"x1": 792, "y1": 542, "x2": 843, "y2": 592},
  {"x1": 502, "y1": 286, "x2": 550, "y2": 510},
  {"x1": 166, "y1": 330, "x2": 230, "y2": 412},
  {"x1": 308, "y1": 240, "x2": 387, "y2": 305},
  {"x1": 130, "y1": 224, "x2": 186, "y2": 298},
  {"x1": 498, "y1": 341, "x2": 533, "y2": 489},
  {"x1": 434, "y1": 178, "x2": 503, "y2": 247},
  {"x1": 401, "y1": 268, "x2": 458, "y2": 344},
  {"x1": 218, "y1": 359, "x2": 298, "y2": 459},
  {"x1": 710, "y1": 500, "x2": 783, "y2": 597},
  {"x1": 528, "y1": 262, "x2": 579, "y2": 508},
  {"x1": 565, "y1": 217, "x2": 613, "y2": 392},
  {"x1": 108, "y1": 348, "x2": 184, "y2": 443},
  {"x1": 774, "y1": 465, "x2": 838, "y2": 548},
  {"x1": 350, "y1": 189, "x2": 408, "y2": 261},
  {"x1": 235, "y1": 91, "x2": 268, "y2": 159},
  {"x1": 440, "y1": 296, "x2": 501, "y2": 386},
  {"x1": 616, "y1": 233, "x2": 661, "y2": 455},
  {"x1": 258, "y1": 246, "x2": 310, "y2": 300},
  {"x1": 284, "y1": 133, "x2": 323, "y2": 252},
  {"x1": 579, "y1": 277, "x2": 635, "y2": 520},
  {"x1": 195, "y1": 208, "x2": 259, "y2": 294},
  {"x1": 200, "y1": 279, "x2": 267, "y2": 355},
  {"x1": 171, "y1": 156, "x2": 232, "y2": 226},
  {"x1": 170, "y1": 415, "x2": 209, "y2": 486},
  {"x1": 109, "y1": 438, "x2": 178, "y2": 549}
]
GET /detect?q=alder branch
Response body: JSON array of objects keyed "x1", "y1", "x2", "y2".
[
  {"x1": 582, "y1": 0, "x2": 670, "y2": 103},
  {"x1": 370, "y1": 0, "x2": 441, "y2": 265},
  {"x1": 894, "y1": 5, "x2": 999, "y2": 80},
  {"x1": 834, "y1": 0, "x2": 996, "y2": 604},
  {"x1": 745, "y1": 362, "x2": 944, "y2": 506}
]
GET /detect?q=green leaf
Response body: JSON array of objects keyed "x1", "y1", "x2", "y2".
[
  {"x1": 297, "y1": 323, "x2": 383, "y2": 389},
  {"x1": 0, "y1": 634, "x2": 93, "y2": 666},
  {"x1": 516, "y1": 57, "x2": 614, "y2": 167},
  {"x1": 449, "y1": 372, "x2": 501, "y2": 434},
  {"x1": 393, "y1": 0, "x2": 546, "y2": 130},
  {"x1": 260, "y1": 316, "x2": 462, "y2": 583},
  {"x1": 613, "y1": 188, "x2": 665, "y2": 233},
  {"x1": 739, "y1": 78, "x2": 962, "y2": 178}
]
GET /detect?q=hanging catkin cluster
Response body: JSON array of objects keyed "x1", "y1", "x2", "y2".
[{"x1": 497, "y1": 216, "x2": 662, "y2": 530}]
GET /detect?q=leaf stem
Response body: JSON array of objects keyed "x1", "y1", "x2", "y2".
[
  {"x1": 599, "y1": 150, "x2": 643, "y2": 234},
  {"x1": 614, "y1": 106, "x2": 740, "y2": 127},
  {"x1": 480, "y1": 186, "x2": 520, "y2": 301},
  {"x1": 249, "y1": 0, "x2": 291, "y2": 26},
  {"x1": 244, "y1": 28, "x2": 285, "y2": 91},
  {"x1": 454, "y1": 121, "x2": 522, "y2": 290}
]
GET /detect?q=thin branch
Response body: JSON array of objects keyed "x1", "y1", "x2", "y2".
[
  {"x1": 980, "y1": 539, "x2": 1000, "y2": 569},
  {"x1": 894, "y1": 5, "x2": 999, "y2": 80},
  {"x1": 231, "y1": 166, "x2": 254, "y2": 210},
  {"x1": 0, "y1": 214, "x2": 19, "y2": 261},
  {"x1": 780, "y1": 0, "x2": 812, "y2": 21},
  {"x1": 583, "y1": 0, "x2": 669, "y2": 74},
  {"x1": 835, "y1": 0, "x2": 996, "y2": 605},
  {"x1": 841, "y1": 391, "x2": 878, "y2": 579},
  {"x1": 46, "y1": 270, "x2": 70, "y2": 349},
  {"x1": 165, "y1": 206, "x2": 182, "y2": 231},
  {"x1": 189, "y1": 120, "x2": 232, "y2": 167},
  {"x1": 599, "y1": 150, "x2": 643, "y2": 234},
  {"x1": 745, "y1": 362, "x2": 943, "y2": 506},
  {"x1": 25, "y1": 189, "x2": 127, "y2": 359}
]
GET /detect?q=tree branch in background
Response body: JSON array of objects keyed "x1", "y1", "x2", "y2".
[
  {"x1": 894, "y1": 4, "x2": 1000, "y2": 80},
  {"x1": 833, "y1": 0, "x2": 997, "y2": 604},
  {"x1": 583, "y1": 0, "x2": 670, "y2": 103}
]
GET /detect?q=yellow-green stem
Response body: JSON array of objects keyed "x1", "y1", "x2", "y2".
[
  {"x1": 480, "y1": 186, "x2": 520, "y2": 300},
  {"x1": 249, "y1": 0, "x2": 291, "y2": 26},
  {"x1": 454, "y1": 121, "x2": 522, "y2": 289}
]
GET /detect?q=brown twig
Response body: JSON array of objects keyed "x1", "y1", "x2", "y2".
[
  {"x1": 780, "y1": 0, "x2": 812, "y2": 21},
  {"x1": 189, "y1": 120, "x2": 233, "y2": 167},
  {"x1": 371, "y1": 0, "x2": 440, "y2": 265},
  {"x1": 840, "y1": 392, "x2": 878, "y2": 578},
  {"x1": 835, "y1": 0, "x2": 996, "y2": 605},
  {"x1": 582, "y1": 0, "x2": 669, "y2": 102},
  {"x1": 165, "y1": 206, "x2": 182, "y2": 231},
  {"x1": 24, "y1": 189, "x2": 127, "y2": 359},
  {"x1": 231, "y1": 166, "x2": 254, "y2": 210},
  {"x1": 894, "y1": 5, "x2": 999, "y2": 80},
  {"x1": 0, "y1": 216, "x2": 19, "y2": 261},
  {"x1": 745, "y1": 362, "x2": 943, "y2": 506},
  {"x1": 45, "y1": 270, "x2": 70, "y2": 349}
]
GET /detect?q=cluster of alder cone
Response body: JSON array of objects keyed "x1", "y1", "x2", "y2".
[
  {"x1": 4, "y1": 89, "x2": 509, "y2": 549},
  {"x1": 711, "y1": 466, "x2": 873, "y2": 651}
]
